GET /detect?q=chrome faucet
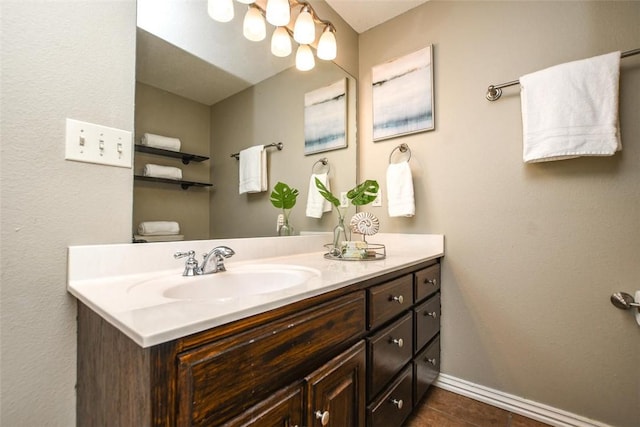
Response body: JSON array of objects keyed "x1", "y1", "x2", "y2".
[{"x1": 174, "y1": 246, "x2": 235, "y2": 276}]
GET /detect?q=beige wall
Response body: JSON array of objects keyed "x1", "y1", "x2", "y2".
[
  {"x1": 0, "y1": 1, "x2": 136, "y2": 425},
  {"x1": 209, "y1": 61, "x2": 357, "y2": 238},
  {"x1": 358, "y1": 1, "x2": 640, "y2": 426},
  {"x1": 134, "y1": 82, "x2": 211, "y2": 240}
]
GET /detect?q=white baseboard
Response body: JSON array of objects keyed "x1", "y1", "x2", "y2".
[{"x1": 433, "y1": 374, "x2": 611, "y2": 427}]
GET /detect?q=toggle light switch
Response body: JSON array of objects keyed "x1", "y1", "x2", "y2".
[{"x1": 65, "y1": 118, "x2": 132, "y2": 168}]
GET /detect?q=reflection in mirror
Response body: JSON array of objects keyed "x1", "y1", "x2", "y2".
[{"x1": 133, "y1": 0, "x2": 357, "y2": 241}]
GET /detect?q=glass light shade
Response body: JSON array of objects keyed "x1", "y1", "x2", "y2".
[
  {"x1": 208, "y1": 0, "x2": 234, "y2": 22},
  {"x1": 243, "y1": 6, "x2": 266, "y2": 42},
  {"x1": 293, "y1": 8, "x2": 315, "y2": 45},
  {"x1": 236, "y1": 0, "x2": 255, "y2": 3},
  {"x1": 271, "y1": 27, "x2": 292, "y2": 57},
  {"x1": 266, "y1": 0, "x2": 290, "y2": 27},
  {"x1": 317, "y1": 28, "x2": 337, "y2": 60},
  {"x1": 296, "y1": 44, "x2": 315, "y2": 71}
]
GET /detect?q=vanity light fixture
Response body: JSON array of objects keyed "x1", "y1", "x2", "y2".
[
  {"x1": 293, "y1": 5, "x2": 315, "y2": 44},
  {"x1": 207, "y1": 0, "x2": 337, "y2": 71},
  {"x1": 243, "y1": 5, "x2": 266, "y2": 41},
  {"x1": 208, "y1": 0, "x2": 235, "y2": 22},
  {"x1": 271, "y1": 26, "x2": 292, "y2": 57},
  {"x1": 316, "y1": 25, "x2": 337, "y2": 60},
  {"x1": 295, "y1": 44, "x2": 315, "y2": 71}
]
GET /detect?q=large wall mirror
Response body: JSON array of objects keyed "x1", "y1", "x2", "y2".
[{"x1": 133, "y1": 0, "x2": 358, "y2": 241}]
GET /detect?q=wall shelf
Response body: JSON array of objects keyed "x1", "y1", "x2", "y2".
[
  {"x1": 134, "y1": 175, "x2": 213, "y2": 190},
  {"x1": 134, "y1": 144, "x2": 209, "y2": 165}
]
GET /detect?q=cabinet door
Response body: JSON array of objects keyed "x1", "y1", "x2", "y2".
[
  {"x1": 221, "y1": 382, "x2": 303, "y2": 427},
  {"x1": 305, "y1": 340, "x2": 366, "y2": 427},
  {"x1": 176, "y1": 292, "x2": 365, "y2": 427}
]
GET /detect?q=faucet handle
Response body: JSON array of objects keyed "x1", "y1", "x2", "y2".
[
  {"x1": 174, "y1": 250, "x2": 199, "y2": 276},
  {"x1": 174, "y1": 250, "x2": 195, "y2": 259}
]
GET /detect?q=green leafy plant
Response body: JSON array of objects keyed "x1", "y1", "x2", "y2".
[
  {"x1": 315, "y1": 178, "x2": 379, "y2": 220},
  {"x1": 270, "y1": 182, "x2": 299, "y2": 227}
]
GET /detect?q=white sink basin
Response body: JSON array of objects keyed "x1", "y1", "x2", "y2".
[{"x1": 127, "y1": 264, "x2": 321, "y2": 301}]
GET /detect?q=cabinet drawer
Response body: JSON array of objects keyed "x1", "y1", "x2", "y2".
[
  {"x1": 176, "y1": 292, "x2": 366, "y2": 427},
  {"x1": 414, "y1": 335, "x2": 440, "y2": 404},
  {"x1": 414, "y1": 263, "x2": 440, "y2": 303},
  {"x1": 413, "y1": 293, "x2": 440, "y2": 354},
  {"x1": 367, "y1": 364, "x2": 413, "y2": 427},
  {"x1": 221, "y1": 382, "x2": 303, "y2": 427},
  {"x1": 368, "y1": 274, "x2": 413, "y2": 329},
  {"x1": 367, "y1": 312, "x2": 413, "y2": 399}
]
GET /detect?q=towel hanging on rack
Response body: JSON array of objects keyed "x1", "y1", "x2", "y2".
[
  {"x1": 239, "y1": 145, "x2": 267, "y2": 194},
  {"x1": 520, "y1": 51, "x2": 622, "y2": 163},
  {"x1": 386, "y1": 144, "x2": 415, "y2": 217}
]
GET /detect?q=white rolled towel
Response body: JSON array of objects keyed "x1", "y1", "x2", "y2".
[
  {"x1": 143, "y1": 164, "x2": 182, "y2": 180},
  {"x1": 137, "y1": 221, "x2": 180, "y2": 236},
  {"x1": 141, "y1": 133, "x2": 181, "y2": 152}
]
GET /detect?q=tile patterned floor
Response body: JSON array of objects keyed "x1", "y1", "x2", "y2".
[{"x1": 404, "y1": 387, "x2": 552, "y2": 427}]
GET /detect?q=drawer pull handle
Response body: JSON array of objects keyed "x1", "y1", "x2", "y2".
[
  {"x1": 391, "y1": 398, "x2": 404, "y2": 409},
  {"x1": 391, "y1": 295, "x2": 404, "y2": 304},
  {"x1": 425, "y1": 311, "x2": 438, "y2": 318},
  {"x1": 315, "y1": 410, "x2": 330, "y2": 426},
  {"x1": 391, "y1": 337, "x2": 404, "y2": 348},
  {"x1": 426, "y1": 357, "x2": 437, "y2": 366},
  {"x1": 424, "y1": 278, "x2": 438, "y2": 286}
]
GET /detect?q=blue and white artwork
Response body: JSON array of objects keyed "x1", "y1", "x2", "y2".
[
  {"x1": 372, "y1": 46, "x2": 434, "y2": 141},
  {"x1": 304, "y1": 78, "x2": 347, "y2": 155}
]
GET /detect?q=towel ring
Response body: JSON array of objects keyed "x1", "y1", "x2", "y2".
[
  {"x1": 312, "y1": 158, "x2": 330, "y2": 174},
  {"x1": 389, "y1": 143, "x2": 411, "y2": 164}
]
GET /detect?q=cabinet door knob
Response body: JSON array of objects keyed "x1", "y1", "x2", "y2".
[
  {"x1": 315, "y1": 410, "x2": 330, "y2": 426},
  {"x1": 425, "y1": 278, "x2": 437, "y2": 286},
  {"x1": 391, "y1": 337, "x2": 404, "y2": 348},
  {"x1": 391, "y1": 295, "x2": 404, "y2": 304},
  {"x1": 426, "y1": 357, "x2": 437, "y2": 366},
  {"x1": 391, "y1": 398, "x2": 404, "y2": 409},
  {"x1": 425, "y1": 311, "x2": 438, "y2": 318}
]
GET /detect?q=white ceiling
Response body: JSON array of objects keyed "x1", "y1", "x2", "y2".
[{"x1": 325, "y1": 0, "x2": 430, "y2": 33}]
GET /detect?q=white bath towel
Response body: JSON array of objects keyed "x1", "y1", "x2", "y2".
[
  {"x1": 386, "y1": 161, "x2": 415, "y2": 217},
  {"x1": 143, "y1": 164, "x2": 183, "y2": 180},
  {"x1": 239, "y1": 145, "x2": 267, "y2": 194},
  {"x1": 137, "y1": 221, "x2": 180, "y2": 236},
  {"x1": 140, "y1": 133, "x2": 181, "y2": 152},
  {"x1": 306, "y1": 173, "x2": 332, "y2": 218},
  {"x1": 520, "y1": 51, "x2": 622, "y2": 163}
]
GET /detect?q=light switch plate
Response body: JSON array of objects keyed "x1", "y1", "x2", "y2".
[
  {"x1": 340, "y1": 192, "x2": 349, "y2": 208},
  {"x1": 65, "y1": 118, "x2": 132, "y2": 168},
  {"x1": 372, "y1": 190, "x2": 382, "y2": 207}
]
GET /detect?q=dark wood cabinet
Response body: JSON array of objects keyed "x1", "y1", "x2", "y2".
[
  {"x1": 76, "y1": 258, "x2": 441, "y2": 427},
  {"x1": 175, "y1": 293, "x2": 366, "y2": 426},
  {"x1": 305, "y1": 341, "x2": 366, "y2": 427},
  {"x1": 221, "y1": 382, "x2": 303, "y2": 427}
]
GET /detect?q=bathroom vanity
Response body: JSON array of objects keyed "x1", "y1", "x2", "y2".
[{"x1": 68, "y1": 234, "x2": 443, "y2": 426}]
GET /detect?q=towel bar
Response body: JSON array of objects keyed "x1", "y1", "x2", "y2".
[
  {"x1": 312, "y1": 158, "x2": 330, "y2": 174},
  {"x1": 389, "y1": 143, "x2": 411, "y2": 164},
  {"x1": 486, "y1": 47, "x2": 640, "y2": 101},
  {"x1": 231, "y1": 142, "x2": 283, "y2": 159}
]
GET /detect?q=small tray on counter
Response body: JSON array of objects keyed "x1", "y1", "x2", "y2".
[{"x1": 323, "y1": 243, "x2": 386, "y2": 261}]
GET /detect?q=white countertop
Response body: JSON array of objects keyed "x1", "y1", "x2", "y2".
[{"x1": 67, "y1": 233, "x2": 444, "y2": 347}]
